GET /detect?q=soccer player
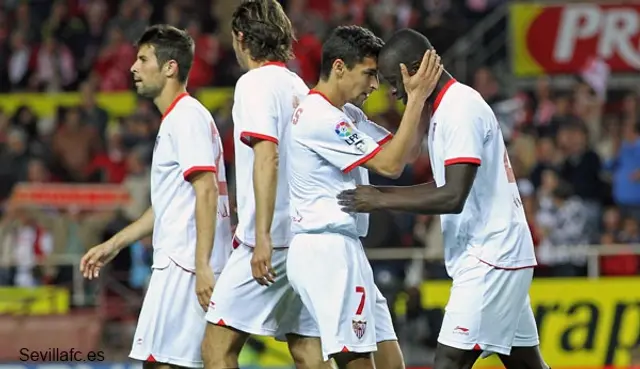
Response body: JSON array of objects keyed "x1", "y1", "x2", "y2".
[
  {"x1": 79, "y1": 25, "x2": 232, "y2": 369},
  {"x1": 201, "y1": 1, "x2": 320, "y2": 368},
  {"x1": 287, "y1": 25, "x2": 443, "y2": 369},
  {"x1": 337, "y1": 29, "x2": 550, "y2": 369}
]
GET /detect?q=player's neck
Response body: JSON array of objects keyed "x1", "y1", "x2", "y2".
[
  {"x1": 313, "y1": 81, "x2": 346, "y2": 108},
  {"x1": 155, "y1": 83, "x2": 188, "y2": 117},
  {"x1": 426, "y1": 72, "x2": 453, "y2": 107}
]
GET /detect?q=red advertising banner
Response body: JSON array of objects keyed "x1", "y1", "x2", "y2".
[
  {"x1": 9, "y1": 183, "x2": 130, "y2": 210},
  {"x1": 510, "y1": 3, "x2": 640, "y2": 76}
]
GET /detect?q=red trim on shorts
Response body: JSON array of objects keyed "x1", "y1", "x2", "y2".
[
  {"x1": 444, "y1": 157, "x2": 481, "y2": 166},
  {"x1": 146, "y1": 355, "x2": 157, "y2": 362},
  {"x1": 263, "y1": 61, "x2": 287, "y2": 68},
  {"x1": 216, "y1": 319, "x2": 226, "y2": 326},
  {"x1": 240, "y1": 131, "x2": 279, "y2": 147},
  {"x1": 183, "y1": 166, "x2": 217, "y2": 180},
  {"x1": 232, "y1": 237, "x2": 241, "y2": 249},
  {"x1": 341, "y1": 346, "x2": 350, "y2": 352},
  {"x1": 432, "y1": 79, "x2": 456, "y2": 114},
  {"x1": 161, "y1": 92, "x2": 189, "y2": 121},
  {"x1": 377, "y1": 134, "x2": 393, "y2": 145},
  {"x1": 473, "y1": 343, "x2": 482, "y2": 351},
  {"x1": 478, "y1": 259, "x2": 537, "y2": 270},
  {"x1": 342, "y1": 145, "x2": 383, "y2": 173}
]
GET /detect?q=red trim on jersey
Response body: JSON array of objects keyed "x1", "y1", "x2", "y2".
[
  {"x1": 240, "y1": 131, "x2": 279, "y2": 147},
  {"x1": 161, "y1": 92, "x2": 190, "y2": 121},
  {"x1": 432, "y1": 79, "x2": 457, "y2": 114},
  {"x1": 263, "y1": 61, "x2": 287, "y2": 68},
  {"x1": 342, "y1": 145, "x2": 383, "y2": 173},
  {"x1": 444, "y1": 157, "x2": 481, "y2": 166},
  {"x1": 377, "y1": 134, "x2": 393, "y2": 145},
  {"x1": 478, "y1": 259, "x2": 537, "y2": 270},
  {"x1": 309, "y1": 89, "x2": 334, "y2": 105},
  {"x1": 183, "y1": 166, "x2": 217, "y2": 180}
]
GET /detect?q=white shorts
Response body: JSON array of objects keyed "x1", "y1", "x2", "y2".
[
  {"x1": 287, "y1": 233, "x2": 397, "y2": 361},
  {"x1": 438, "y1": 257, "x2": 539, "y2": 356},
  {"x1": 205, "y1": 240, "x2": 317, "y2": 338},
  {"x1": 130, "y1": 260, "x2": 215, "y2": 368}
]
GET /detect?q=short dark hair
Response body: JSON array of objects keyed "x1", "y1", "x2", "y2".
[
  {"x1": 231, "y1": 0, "x2": 295, "y2": 63},
  {"x1": 319, "y1": 25, "x2": 384, "y2": 80},
  {"x1": 137, "y1": 24, "x2": 195, "y2": 84},
  {"x1": 378, "y1": 28, "x2": 434, "y2": 79}
]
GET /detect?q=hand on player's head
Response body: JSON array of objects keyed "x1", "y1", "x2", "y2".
[{"x1": 399, "y1": 49, "x2": 443, "y2": 102}]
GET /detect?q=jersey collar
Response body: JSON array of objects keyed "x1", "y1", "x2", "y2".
[
  {"x1": 262, "y1": 61, "x2": 287, "y2": 68},
  {"x1": 432, "y1": 79, "x2": 457, "y2": 114},
  {"x1": 161, "y1": 92, "x2": 190, "y2": 121}
]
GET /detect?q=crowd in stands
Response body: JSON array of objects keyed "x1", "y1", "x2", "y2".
[{"x1": 0, "y1": 0, "x2": 638, "y2": 297}]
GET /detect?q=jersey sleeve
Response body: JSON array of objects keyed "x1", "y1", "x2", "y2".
[
  {"x1": 170, "y1": 110, "x2": 219, "y2": 180},
  {"x1": 234, "y1": 76, "x2": 279, "y2": 146},
  {"x1": 344, "y1": 103, "x2": 393, "y2": 144},
  {"x1": 301, "y1": 115, "x2": 381, "y2": 173},
  {"x1": 440, "y1": 109, "x2": 487, "y2": 166}
]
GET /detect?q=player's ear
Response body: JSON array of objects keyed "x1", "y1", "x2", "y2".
[
  {"x1": 333, "y1": 59, "x2": 346, "y2": 79},
  {"x1": 164, "y1": 60, "x2": 178, "y2": 78}
]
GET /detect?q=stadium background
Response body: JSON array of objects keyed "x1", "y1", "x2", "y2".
[{"x1": 1, "y1": 0, "x2": 640, "y2": 368}]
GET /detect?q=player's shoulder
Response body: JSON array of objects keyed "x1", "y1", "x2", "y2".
[
  {"x1": 294, "y1": 94, "x2": 350, "y2": 135},
  {"x1": 342, "y1": 103, "x2": 368, "y2": 123},
  {"x1": 440, "y1": 82, "x2": 492, "y2": 117},
  {"x1": 236, "y1": 65, "x2": 305, "y2": 93},
  {"x1": 299, "y1": 94, "x2": 348, "y2": 122},
  {"x1": 164, "y1": 95, "x2": 214, "y2": 132}
]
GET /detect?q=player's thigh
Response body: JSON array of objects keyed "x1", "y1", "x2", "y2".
[
  {"x1": 285, "y1": 334, "x2": 325, "y2": 369},
  {"x1": 287, "y1": 233, "x2": 378, "y2": 361},
  {"x1": 433, "y1": 343, "x2": 482, "y2": 369},
  {"x1": 374, "y1": 340, "x2": 404, "y2": 369},
  {"x1": 206, "y1": 244, "x2": 291, "y2": 337},
  {"x1": 498, "y1": 346, "x2": 549, "y2": 369},
  {"x1": 131, "y1": 262, "x2": 206, "y2": 368}
]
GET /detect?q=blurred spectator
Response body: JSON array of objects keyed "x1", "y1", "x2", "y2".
[
  {"x1": 611, "y1": 120, "x2": 640, "y2": 221},
  {"x1": 31, "y1": 36, "x2": 76, "y2": 92},
  {"x1": 51, "y1": 106, "x2": 101, "y2": 182},
  {"x1": 92, "y1": 27, "x2": 135, "y2": 91},
  {"x1": 536, "y1": 180, "x2": 591, "y2": 277}
]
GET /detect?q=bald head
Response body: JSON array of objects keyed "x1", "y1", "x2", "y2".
[{"x1": 379, "y1": 29, "x2": 434, "y2": 102}]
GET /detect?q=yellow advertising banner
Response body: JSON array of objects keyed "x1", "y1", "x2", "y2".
[
  {"x1": 417, "y1": 277, "x2": 640, "y2": 367},
  {"x1": 0, "y1": 86, "x2": 395, "y2": 120},
  {"x1": 510, "y1": 2, "x2": 640, "y2": 76},
  {"x1": 0, "y1": 287, "x2": 69, "y2": 315}
]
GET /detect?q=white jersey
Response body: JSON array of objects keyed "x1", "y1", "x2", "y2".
[
  {"x1": 233, "y1": 62, "x2": 309, "y2": 247},
  {"x1": 289, "y1": 91, "x2": 392, "y2": 238},
  {"x1": 150, "y1": 93, "x2": 232, "y2": 274},
  {"x1": 427, "y1": 80, "x2": 537, "y2": 276}
]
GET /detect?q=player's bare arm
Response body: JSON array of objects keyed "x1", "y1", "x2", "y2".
[
  {"x1": 191, "y1": 171, "x2": 219, "y2": 311},
  {"x1": 251, "y1": 139, "x2": 278, "y2": 286},
  {"x1": 338, "y1": 163, "x2": 477, "y2": 214},
  {"x1": 80, "y1": 207, "x2": 154, "y2": 279},
  {"x1": 362, "y1": 50, "x2": 442, "y2": 178}
]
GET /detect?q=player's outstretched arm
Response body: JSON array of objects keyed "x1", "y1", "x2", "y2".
[
  {"x1": 338, "y1": 164, "x2": 477, "y2": 214},
  {"x1": 80, "y1": 207, "x2": 154, "y2": 279},
  {"x1": 362, "y1": 50, "x2": 442, "y2": 178},
  {"x1": 191, "y1": 171, "x2": 219, "y2": 310}
]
